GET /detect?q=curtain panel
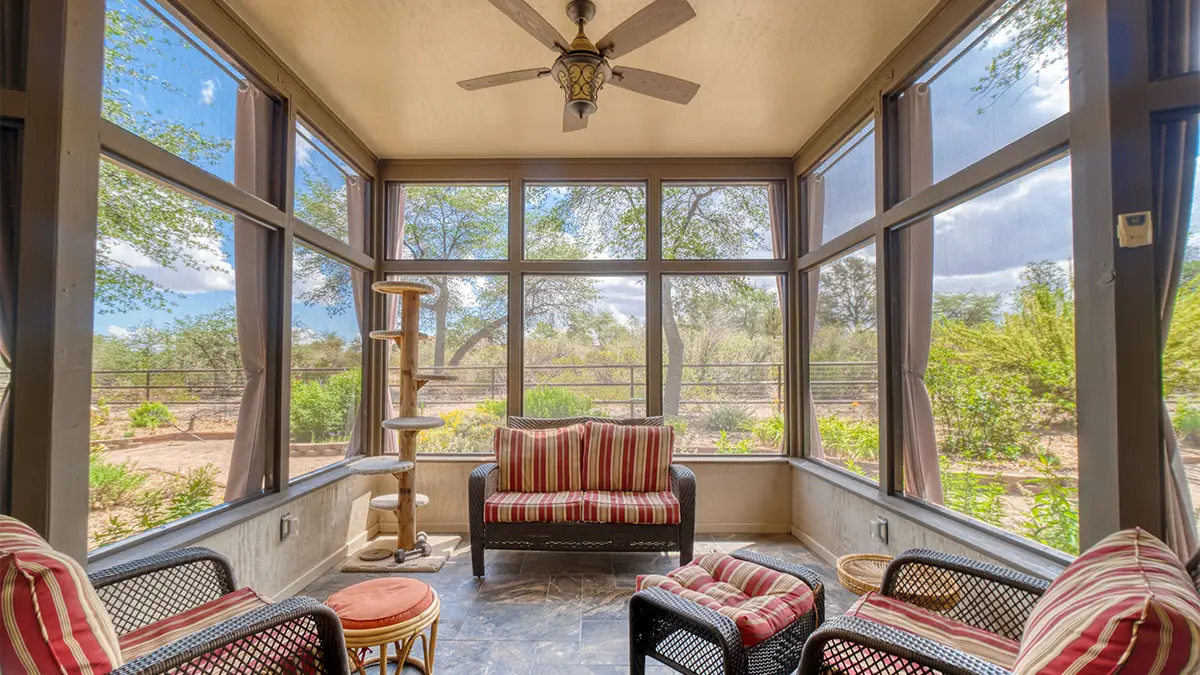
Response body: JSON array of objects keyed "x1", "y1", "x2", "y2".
[
  {"x1": 805, "y1": 175, "x2": 825, "y2": 459},
  {"x1": 344, "y1": 176, "x2": 367, "y2": 458},
  {"x1": 382, "y1": 184, "x2": 406, "y2": 454}
]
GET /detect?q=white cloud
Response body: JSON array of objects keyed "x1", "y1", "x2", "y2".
[
  {"x1": 200, "y1": 79, "x2": 216, "y2": 106},
  {"x1": 295, "y1": 139, "x2": 312, "y2": 168},
  {"x1": 106, "y1": 237, "x2": 234, "y2": 294},
  {"x1": 105, "y1": 325, "x2": 131, "y2": 338},
  {"x1": 292, "y1": 325, "x2": 320, "y2": 345}
]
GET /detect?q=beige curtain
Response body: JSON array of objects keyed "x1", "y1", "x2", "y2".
[
  {"x1": 225, "y1": 84, "x2": 273, "y2": 501},
  {"x1": 896, "y1": 83, "x2": 943, "y2": 503},
  {"x1": 805, "y1": 175, "x2": 825, "y2": 459},
  {"x1": 344, "y1": 176, "x2": 366, "y2": 458},
  {"x1": 1150, "y1": 0, "x2": 1199, "y2": 79},
  {"x1": 382, "y1": 184, "x2": 406, "y2": 454},
  {"x1": 1153, "y1": 116, "x2": 1199, "y2": 558}
]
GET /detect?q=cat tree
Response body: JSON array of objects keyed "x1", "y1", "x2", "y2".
[{"x1": 352, "y1": 280, "x2": 456, "y2": 563}]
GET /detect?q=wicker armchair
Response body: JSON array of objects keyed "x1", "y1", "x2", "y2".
[
  {"x1": 469, "y1": 462, "x2": 696, "y2": 577},
  {"x1": 798, "y1": 549, "x2": 1052, "y2": 675},
  {"x1": 630, "y1": 549, "x2": 825, "y2": 675},
  {"x1": 89, "y1": 547, "x2": 350, "y2": 674}
]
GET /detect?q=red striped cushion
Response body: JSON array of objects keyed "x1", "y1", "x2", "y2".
[
  {"x1": 1014, "y1": 528, "x2": 1200, "y2": 674},
  {"x1": 483, "y1": 491, "x2": 584, "y2": 523},
  {"x1": 847, "y1": 592, "x2": 1019, "y2": 669},
  {"x1": 0, "y1": 516, "x2": 123, "y2": 674},
  {"x1": 494, "y1": 424, "x2": 584, "y2": 492},
  {"x1": 581, "y1": 490, "x2": 681, "y2": 525},
  {"x1": 583, "y1": 422, "x2": 673, "y2": 492},
  {"x1": 118, "y1": 587, "x2": 269, "y2": 661},
  {"x1": 636, "y1": 552, "x2": 814, "y2": 647}
]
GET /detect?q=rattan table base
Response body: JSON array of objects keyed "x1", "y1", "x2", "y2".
[{"x1": 342, "y1": 593, "x2": 441, "y2": 675}]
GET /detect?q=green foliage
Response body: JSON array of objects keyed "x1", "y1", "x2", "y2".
[
  {"x1": 706, "y1": 403, "x2": 753, "y2": 433},
  {"x1": 419, "y1": 409, "x2": 502, "y2": 453},
  {"x1": 817, "y1": 415, "x2": 879, "y2": 462},
  {"x1": 940, "y1": 457, "x2": 1006, "y2": 528},
  {"x1": 714, "y1": 430, "x2": 754, "y2": 455},
  {"x1": 476, "y1": 399, "x2": 508, "y2": 419},
  {"x1": 933, "y1": 292, "x2": 1000, "y2": 326},
  {"x1": 290, "y1": 368, "x2": 361, "y2": 442},
  {"x1": 1165, "y1": 277, "x2": 1200, "y2": 399},
  {"x1": 927, "y1": 344, "x2": 1039, "y2": 460},
  {"x1": 665, "y1": 416, "x2": 690, "y2": 438},
  {"x1": 164, "y1": 466, "x2": 218, "y2": 521},
  {"x1": 129, "y1": 401, "x2": 176, "y2": 430},
  {"x1": 94, "y1": 464, "x2": 219, "y2": 547},
  {"x1": 1174, "y1": 400, "x2": 1200, "y2": 443},
  {"x1": 748, "y1": 412, "x2": 785, "y2": 448},
  {"x1": 94, "y1": 516, "x2": 135, "y2": 547},
  {"x1": 522, "y1": 386, "x2": 599, "y2": 419},
  {"x1": 816, "y1": 255, "x2": 876, "y2": 331},
  {"x1": 89, "y1": 449, "x2": 147, "y2": 508},
  {"x1": 1022, "y1": 452, "x2": 1080, "y2": 554},
  {"x1": 971, "y1": 0, "x2": 1067, "y2": 111}
]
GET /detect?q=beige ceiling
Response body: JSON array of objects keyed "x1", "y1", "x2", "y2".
[{"x1": 224, "y1": 0, "x2": 939, "y2": 159}]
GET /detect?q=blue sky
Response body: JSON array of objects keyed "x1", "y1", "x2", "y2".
[{"x1": 98, "y1": 0, "x2": 358, "y2": 342}]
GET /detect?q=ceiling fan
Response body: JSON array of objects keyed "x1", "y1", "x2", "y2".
[{"x1": 457, "y1": 0, "x2": 700, "y2": 132}]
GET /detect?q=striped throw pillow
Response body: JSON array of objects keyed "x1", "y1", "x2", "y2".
[
  {"x1": 1013, "y1": 528, "x2": 1200, "y2": 674},
  {"x1": 0, "y1": 516, "x2": 123, "y2": 674},
  {"x1": 494, "y1": 424, "x2": 585, "y2": 492},
  {"x1": 583, "y1": 421, "x2": 673, "y2": 492}
]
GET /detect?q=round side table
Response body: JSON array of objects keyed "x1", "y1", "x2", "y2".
[{"x1": 326, "y1": 577, "x2": 441, "y2": 674}]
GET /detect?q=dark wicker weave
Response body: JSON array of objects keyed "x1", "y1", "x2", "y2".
[
  {"x1": 629, "y1": 549, "x2": 824, "y2": 675},
  {"x1": 88, "y1": 547, "x2": 350, "y2": 674},
  {"x1": 469, "y1": 462, "x2": 696, "y2": 576},
  {"x1": 797, "y1": 615, "x2": 1012, "y2": 675},
  {"x1": 507, "y1": 415, "x2": 665, "y2": 428}
]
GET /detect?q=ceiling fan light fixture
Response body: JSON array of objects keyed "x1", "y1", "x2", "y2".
[{"x1": 552, "y1": 50, "x2": 610, "y2": 119}]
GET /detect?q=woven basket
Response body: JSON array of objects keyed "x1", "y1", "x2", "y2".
[{"x1": 837, "y1": 554, "x2": 893, "y2": 596}]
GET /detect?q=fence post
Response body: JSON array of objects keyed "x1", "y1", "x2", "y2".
[
  {"x1": 776, "y1": 365, "x2": 782, "y2": 416},
  {"x1": 629, "y1": 366, "x2": 635, "y2": 417},
  {"x1": 490, "y1": 367, "x2": 496, "y2": 402},
  {"x1": 144, "y1": 371, "x2": 151, "y2": 401}
]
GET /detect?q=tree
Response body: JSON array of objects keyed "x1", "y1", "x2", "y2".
[
  {"x1": 817, "y1": 256, "x2": 877, "y2": 331},
  {"x1": 971, "y1": 0, "x2": 1067, "y2": 112},
  {"x1": 934, "y1": 292, "x2": 1001, "y2": 325}
]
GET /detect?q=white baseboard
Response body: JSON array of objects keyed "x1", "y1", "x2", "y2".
[
  {"x1": 791, "y1": 526, "x2": 837, "y2": 566},
  {"x1": 273, "y1": 524, "x2": 377, "y2": 602}
]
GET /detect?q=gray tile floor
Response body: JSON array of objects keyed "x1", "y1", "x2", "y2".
[{"x1": 300, "y1": 533, "x2": 857, "y2": 675}]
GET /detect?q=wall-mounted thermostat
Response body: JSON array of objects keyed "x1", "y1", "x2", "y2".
[{"x1": 1117, "y1": 211, "x2": 1153, "y2": 248}]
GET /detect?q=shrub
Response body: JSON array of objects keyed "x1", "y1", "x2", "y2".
[
  {"x1": 1174, "y1": 400, "x2": 1200, "y2": 444},
  {"x1": 748, "y1": 411, "x2": 785, "y2": 448},
  {"x1": 290, "y1": 368, "x2": 361, "y2": 442},
  {"x1": 89, "y1": 449, "x2": 146, "y2": 508},
  {"x1": 926, "y1": 344, "x2": 1039, "y2": 460},
  {"x1": 664, "y1": 415, "x2": 689, "y2": 438},
  {"x1": 165, "y1": 465, "x2": 218, "y2": 521},
  {"x1": 1022, "y1": 452, "x2": 1079, "y2": 555},
  {"x1": 706, "y1": 403, "x2": 753, "y2": 433},
  {"x1": 420, "y1": 408, "x2": 501, "y2": 453},
  {"x1": 129, "y1": 401, "x2": 175, "y2": 430},
  {"x1": 817, "y1": 415, "x2": 878, "y2": 462},
  {"x1": 94, "y1": 516, "x2": 134, "y2": 547},
  {"x1": 714, "y1": 430, "x2": 753, "y2": 454},
  {"x1": 476, "y1": 398, "x2": 508, "y2": 419},
  {"x1": 940, "y1": 457, "x2": 1006, "y2": 528},
  {"x1": 523, "y1": 386, "x2": 599, "y2": 419},
  {"x1": 91, "y1": 399, "x2": 111, "y2": 439}
]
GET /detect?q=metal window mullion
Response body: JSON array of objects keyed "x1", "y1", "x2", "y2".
[
  {"x1": 272, "y1": 106, "x2": 297, "y2": 490},
  {"x1": 646, "y1": 174, "x2": 663, "y2": 417},
  {"x1": 785, "y1": 176, "x2": 801, "y2": 458},
  {"x1": 507, "y1": 173, "x2": 523, "y2": 418},
  {"x1": 293, "y1": 218, "x2": 374, "y2": 270}
]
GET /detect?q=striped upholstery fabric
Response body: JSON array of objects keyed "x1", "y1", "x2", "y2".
[
  {"x1": 847, "y1": 592, "x2": 1019, "y2": 669},
  {"x1": 118, "y1": 587, "x2": 269, "y2": 661},
  {"x1": 582, "y1": 490, "x2": 681, "y2": 525},
  {"x1": 507, "y1": 415, "x2": 664, "y2": 429},
  {"x1": 0, "y1": 515, "x2": 123, "y2": 674},
  {"x1": 636, "y1": 552, "x2": 814, "y2": 647},
  {"x1": 494, "y1": 424, "x2": 585, "y2": 492},
  {"x1": 583, "y1": 421, "x2": 673, "y2": 492},
  {"x1": 483, "y1": 491, "x2": 584, "y2": 523},
  {"x1": 1013, "y1": 528, "x2": 1200, "y2": 674}
]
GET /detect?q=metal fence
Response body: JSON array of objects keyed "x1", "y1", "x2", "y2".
[{"x1": 74, "y1": 362, "x2": 878, "y2": 412}]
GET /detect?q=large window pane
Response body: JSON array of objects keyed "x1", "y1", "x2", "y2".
[
  {"x1": 90, "y1": 160, "x2": 250, "y2": 549},
  {"x1": 524, "y1": 276, "x2": 646, "y2": 418},
  {"x1": 812, "y1": 122, "x2": 876, "y2": 245},
  {"x1": 808, "y1": 244, "x2": 880, "y2": 480},
  {"x1": 917, "y1": 0, "x2": 1069, "y2": 182},
  {"x1": 294, "y1": 122, "x2": 365, "y2": 249},
  {"x1": 916, "y1": 156, "x2": 1078, "y2": 554},
  {"x1": 662, "y1": 184, "x2": 779, "y2": 259},
  {"x1": 664, "y1": 276, "x2": 784, "y2": 454},
  {"x1": 393, "y1": 185, "x2": 508, "y2": 260},
  {"x1": 102, "y1": 0, "x2": 263, "y2": 185},
  {"x1": 289, "y1": 244, "x2": 362, "y2": 479},
  {"x1": 524, "y1": 184, "x2": 646, "y2": 260},
  {"x1": 392, "y1": 275, "x2": 507, "y2": 453}
]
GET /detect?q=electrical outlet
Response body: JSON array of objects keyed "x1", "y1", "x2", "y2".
[
  {"x1": 869, "y1": 516, "x2": 889, "y2": 544},
  {"x1": 280, "y1": 513, "x2": 299, "y2": 541}
]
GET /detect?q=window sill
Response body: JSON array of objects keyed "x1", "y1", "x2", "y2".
[
  {"x1": 412, "y1": 453, "x2": 789, "y2": 464},
  {"x1": 790, "y1": 458, "x2": 1072, "y2": 580}
]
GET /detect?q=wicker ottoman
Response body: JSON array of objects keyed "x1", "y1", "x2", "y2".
[
  {"x1": 629, "y1": 550, "x2": 825, "y2": 675},
  {"x1": 326, "y1": 577, "x2": 440, "y2": 674}
]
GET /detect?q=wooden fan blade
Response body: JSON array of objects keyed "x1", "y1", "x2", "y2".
[
  {"x1": 596, "y1": 0, "x2": 696, "y2": 60},
  {"x1": 563, "y1": 109, "x2": 588, "y2": 132},
  {"x1": 487, "y1": 0, "x2": 569, "y2": 52},
  {"x1": 457, "y1": 68, "x2": 549, "y2": 91},
  {"x1": 610, "y1": 67, "x2": 699, "y2": 104}
]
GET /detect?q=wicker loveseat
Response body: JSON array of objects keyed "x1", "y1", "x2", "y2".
[
  {"x1": 798, "y1": 528, "x2": 1200, "y2": 674},
  {"x1": 1, "y1": 515, "x2": 349, "y2": 674},
  {"x1": 469, "y1": 415, "x2": 695, "y2": 577}
]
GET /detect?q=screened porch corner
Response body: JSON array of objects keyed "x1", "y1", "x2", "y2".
[{"x1": 3, "y1": 0, "x2": 1200, "y2": 673}]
